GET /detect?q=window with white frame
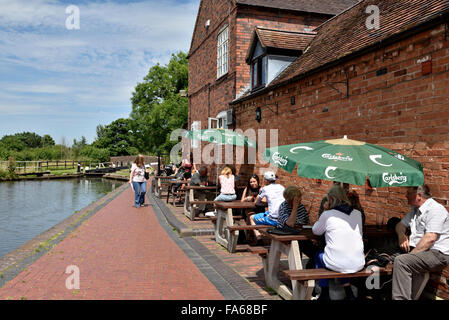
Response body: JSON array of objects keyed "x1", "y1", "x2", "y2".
[
  {"x1": 217, "y1": 26, "x2": 229, "y2": 78},
  {"x1": 208, "y1": 111, "x2": 228, "y2": 129}
]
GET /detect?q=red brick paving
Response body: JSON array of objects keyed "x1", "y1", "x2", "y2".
[
  {"x1": 166, "y1": 203, "x2": 283, "y2": 300},
  {"x1": 0, "y1": 185, "x2": 223, "y2": 300}
]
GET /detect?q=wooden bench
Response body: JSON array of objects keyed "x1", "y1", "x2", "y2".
[
  {"x1": 168, "y1": 189, "x2": 187, "y2": 206},
  {"x1": 283, "y1": 266, "x2": 393, "y2": 281},
  {"x1": 210, "y1": 215, "x2": 243, "y2": 223},
  {"x1": 185, "y1": 200, "x2": 215, "y2": 220},
  {"x1": 227, "y1": 225, "x2": 271, "y2": 233},
  {"x1": 183, "y1": 186, "x2": 217, "y2": 220},
  {"x1": 249, "y1": 246, "x2": 269, "y2": 258}
]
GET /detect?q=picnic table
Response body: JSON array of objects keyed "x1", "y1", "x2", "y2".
[
  {"x1": 152, "y1": 175, "x2": 175, "y2": 198},
  {"x1": 213, "y1": 201, "x2": 271, "y2": 253},
  {"x1": 166, "y1": 180, "x2": 190, "y2": 205},
  {"x1": 184, "y1": 185, "x2": 218, "y2": 220},
  {"x1": 256, "y1": 225, "x2": 395, "y2": 300}
]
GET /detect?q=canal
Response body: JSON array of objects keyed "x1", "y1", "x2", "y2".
[{"x1": 0, "y1": 178, "x2": 125, "y2": 258}]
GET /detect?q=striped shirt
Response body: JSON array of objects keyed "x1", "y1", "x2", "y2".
[{"x1": 276, "y1": 201, "x2": 309, "y2": 228}]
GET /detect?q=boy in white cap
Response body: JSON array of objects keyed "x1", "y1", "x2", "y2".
[{"x1": 249, "y1": 171, "x2": 285, "y2": 240}]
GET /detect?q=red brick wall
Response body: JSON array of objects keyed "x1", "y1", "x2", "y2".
[
  {"x1": 233, "y1": 22, "x2": 449, "y2": 217},
  {"x1": 235, "y1": 7, "x2": 329, "y2": 97},
  {"x1": 188, "y1": 2, "x2": 331, "y2": 129},
  {"x1": 232, "y1": 22, "x2": 449, "y2": 299}
]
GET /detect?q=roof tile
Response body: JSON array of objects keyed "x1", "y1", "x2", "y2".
[{"x1": 236, "y1": 0, "x2": 360, "y2": 15}]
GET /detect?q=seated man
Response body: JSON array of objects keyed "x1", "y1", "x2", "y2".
[
  {"x1": 189, "y1": 166, "x2": 209, "y2": 214},
  {"x1": 276, "y1": 186, "x2": 309, "y2": 228},
  {"x1": 277, "y1": 186, "x2": 316, "y2": 268},
  {"x1": 249, "y1": 171, "x2": 285, "y2": 240},
  {"x1": 392, "y1": 185, "x2": 449, "y2": 300}
]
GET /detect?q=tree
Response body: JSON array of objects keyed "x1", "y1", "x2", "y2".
[
  {"x1": 42, "y1": 134, "x2": 55, "y2": 147},
  {"x1": 130, "y1": 51, "x2": 188, "y2": 155},
  {"x1": 93, "y1": 118, "x2": 137, "y2": 156}
]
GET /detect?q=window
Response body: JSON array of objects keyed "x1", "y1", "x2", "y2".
[
  {"x1": 251, "y1": 55, "x2": 267, "y2": 90},
  {"x1": 208, "y1": 111, "x2": 228, "y2": 129},
  {"x1": 217, "y1": 26, "x2": 229, "y2": 78},
  {"x1": 208, "y1": 118, "x2": 219, "y2": 129}
]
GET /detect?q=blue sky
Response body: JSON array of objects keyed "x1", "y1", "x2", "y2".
[{"x1": 0, "y1": 0, "x2": 199, "y2": 145}]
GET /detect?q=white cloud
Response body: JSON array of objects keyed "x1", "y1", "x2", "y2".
[{"x1": 0, "y1": 0, "x2": 199, "y2": 142}]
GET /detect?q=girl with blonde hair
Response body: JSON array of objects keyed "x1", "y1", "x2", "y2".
[
  {"x1": 214, "y1": 165, "x2": 236, "y2": 202},
  {"x1": 129, "y1": 154, "x2": 148, "y2": 208}
]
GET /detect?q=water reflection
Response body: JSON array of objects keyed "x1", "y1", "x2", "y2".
[{"x1": 0, "y1": 178, "x2": 124, "y2": 258}]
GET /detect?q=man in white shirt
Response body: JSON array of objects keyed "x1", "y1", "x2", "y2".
[
  {"x1": 249, "y1": 171, "x2": 285, "y2": 240},
  {"x1": 393, "y1": 185, "x2": 449, "y2": 300}
]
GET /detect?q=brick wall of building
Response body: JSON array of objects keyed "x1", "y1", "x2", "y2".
[
  {"x1": 188, "y1": 2, "x2": 331, "y2": 129},
  {"x1": 233, "y1": 22, "x2": 449, "y2": 215},
  {"x1": 230, "y1": 22, "x2": 449, "y2": 298},
  {"x1": 235, "y1": 7, "x2": 329, "y2": 97}
]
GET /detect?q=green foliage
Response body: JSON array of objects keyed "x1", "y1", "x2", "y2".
[
  {"x1": 78, "y1": 146, "x2": 110, "y2": 163},
  {"x1": 0, "y1": 51, "x2": 189, "y2": 162},
  {"x1": 7, "y1": 156, "x2": 17, "y2": 176},
  {"x1": 130, "y1": 51, "x2": 188, "y2": 155},
  {"x1": 42, "y1": 134, "x2": 55, "y2": 147},
  {"x1": 93, "y1": 118, "x2": 136, "y2": 156}
]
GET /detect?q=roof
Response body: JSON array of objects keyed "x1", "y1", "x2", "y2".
[
  {"x1": 233, "y1": 0, "x2": 449, "y2": 103},
  {"x1": 246, "y1": 27, "x2": 316, "y2": 63},
  {"x1": 235, "y1": 0, "x2": 360, "y2": 15}
]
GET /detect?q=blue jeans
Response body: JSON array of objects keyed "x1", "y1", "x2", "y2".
[
  {"x1": 132, "y1": 181, "x2": 146, "y2": 207},
  {"x1": 315, "y1": 251, "x2": 350, "y2": 287},
  {"x1": 253, "y1": 212, "x2": 278, "y2": 226},
  {"x1": 214, "y1": 193, "x2": 237, "y2": 201}
]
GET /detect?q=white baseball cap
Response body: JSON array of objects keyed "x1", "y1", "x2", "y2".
[{"x1": 263, "y1": 171, "x2": 277, "y2": 181}]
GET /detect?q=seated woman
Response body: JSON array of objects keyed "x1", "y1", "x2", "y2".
[
  {"x1": 241, "y1": 174, "x2": 266, "y2": 224},
  {"x1": 241, "y1": 174, "x2": 261, "y2": 202},
  {"x1": 312, "y1": 185, "x2": 365, "y2": 300},
  {"x1": 319, "y1": 181, "x2": 365, "y2": 225}
]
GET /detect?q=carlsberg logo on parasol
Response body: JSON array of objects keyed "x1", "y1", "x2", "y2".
[
  {"x1": 272, "y1": 152, "x2": 288, "y2": 167},
  {"x1": 321, "y1": 153, "x2": 353, "y2": 162},
  {"x1": 382, "y1": 172, "x2": 407, "y2": 185}
]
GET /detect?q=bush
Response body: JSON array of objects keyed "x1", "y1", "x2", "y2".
[{"x1": 7, "y1": 156, "x2": 17, "y2": 177}]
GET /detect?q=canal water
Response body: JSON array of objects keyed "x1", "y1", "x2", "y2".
[{"x1": 0, "y1": 178, "x2": 125, "y2": 258}]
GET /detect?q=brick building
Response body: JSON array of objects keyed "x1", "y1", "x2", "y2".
[
  {"x1": 188, "y1": 0, "x2": 358, "y2": 131},
  {"x1": 228, "y1": 0, "x2": 449, "y2": 299},
  {"x1": 188, "y1": 0, "x2": 449, "y2": 299}
]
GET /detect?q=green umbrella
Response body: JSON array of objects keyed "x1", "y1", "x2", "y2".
[
  {"x1": 263, "y1": 136, "x2": 424, "y2": 187},
  {"x1": 183, "y1": 128, "x2": 257, "y2": 148}
]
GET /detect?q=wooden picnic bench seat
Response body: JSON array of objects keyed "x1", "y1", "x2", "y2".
[
  {"x1": 248, "y1": 246, "x2": 270, "y2": 258},
  {"x1": 282, "y1": 266, "x2": 393, "y2": 282},
  {"x1": 210, "y1": 215, "x2": 243, "y2": 223},
  {"x1": 168, "y1": 188, "x2": 187, "y2": 206},
  {"x1": 189, "y1": 200, "x2": 215, "y2": 205},
  {"x1": 227, "y1": 225, "x2": 271, "y2": 232}
]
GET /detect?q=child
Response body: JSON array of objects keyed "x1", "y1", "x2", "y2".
[{"x1": 214, "y1": 166, "x2": 237, "y2": 202}]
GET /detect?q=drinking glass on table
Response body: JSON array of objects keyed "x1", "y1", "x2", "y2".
[{"x1": 376, "y1": 213, "x2": 384, "y2": 230}]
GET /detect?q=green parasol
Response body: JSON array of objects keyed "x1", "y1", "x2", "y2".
[
  {"x1": 263, "y1": 136, "x2": 424, "y2": 187},
  {"x1": 182, "y1": 128, "x2": 256, "y2": 148}
]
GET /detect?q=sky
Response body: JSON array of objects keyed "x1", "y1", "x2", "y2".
[{"x1": 0, "y1": 0, "x2": 199, "y2": 145}]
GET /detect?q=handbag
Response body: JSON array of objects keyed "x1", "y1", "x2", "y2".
[{"x1": 144, "y1": 171, "x2": 150, "y2": 180}]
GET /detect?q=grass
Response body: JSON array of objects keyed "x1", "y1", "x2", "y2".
[
  {"x1": 114, "y1": 169, "x2": 130, "y2": 177},
  {"x1": 34, "y1": 231, "x2": 64, "y2": 253},
  {"x1": 48, "y1": 168, "x2": 78, "y2": 175}
]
